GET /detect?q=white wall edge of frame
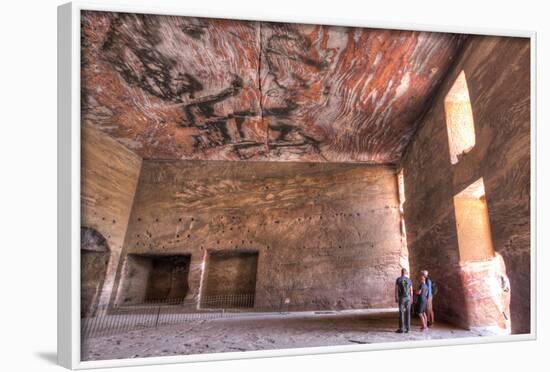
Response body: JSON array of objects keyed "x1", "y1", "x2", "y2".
[
  {"x1": 57, "y1": 2, "x2": 73, "y2": 369},
  {"x1": 72, "y1": 0, "x2": 536, "y2": 38}
]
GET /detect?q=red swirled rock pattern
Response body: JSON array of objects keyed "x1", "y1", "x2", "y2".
[{"x1": 81, "y1": 11, "x2": 465, "y2": 162}]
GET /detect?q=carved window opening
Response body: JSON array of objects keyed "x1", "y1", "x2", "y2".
[
  {"x1": 445, "y1": 70, "x2": 476, "y2": 165},
  {"x1": 453, "y1": 178, "x2": 495, "y2": 263}
]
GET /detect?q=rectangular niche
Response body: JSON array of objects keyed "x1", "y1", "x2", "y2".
[
  {"x1": 118, "y1": 254, "x2": 191, "y2": 305},
  {"x1": 453, "y1": 178, "x2": 495, "y2": 263},
  {"x1": 201, "y1": 250, "x2": 259, "y2": 309}
]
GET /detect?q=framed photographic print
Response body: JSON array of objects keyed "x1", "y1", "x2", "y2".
[{"x1": 57, "y1": 1, "x2": 536, "y2": 369}]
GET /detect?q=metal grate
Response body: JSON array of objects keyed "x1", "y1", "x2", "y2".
[{"x1": 82, "y1": 293, "x2": 257, "y2": 339}]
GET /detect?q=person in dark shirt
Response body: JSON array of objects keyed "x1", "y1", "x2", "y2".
[
  {"x1": 395, "y1": 268, "x2": 413, "y2": 333},
  {"x1": 416, "y1": 275, "x2": 429, "y2": 331}
]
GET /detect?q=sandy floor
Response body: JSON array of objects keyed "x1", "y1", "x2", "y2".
[{"x1": 82, "y1": 309, "x2": 483, "y2": 361}]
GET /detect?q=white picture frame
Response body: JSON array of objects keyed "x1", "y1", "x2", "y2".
[{"x1": 57, "y1": 1, "x2": 537, "y2": 369}]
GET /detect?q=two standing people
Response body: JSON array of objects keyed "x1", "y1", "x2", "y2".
[{"x1": 395, "y1": 268, "x2": 435, "y2": 333}]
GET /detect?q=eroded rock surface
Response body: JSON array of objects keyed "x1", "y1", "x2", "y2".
[
  {"x1": 401, "y1": 36, "x2": 530, "y2": 334},
  {"x1": 115, "y1": 161, "x2": 404, "y2": 311},
  {"x1": 81, "y1": 11, "x2": 465, "y2": 162}
]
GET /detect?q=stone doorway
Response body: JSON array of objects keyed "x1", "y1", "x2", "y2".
[{"x1": 81, "y1": 227, "x2": 110, "y2": 317}]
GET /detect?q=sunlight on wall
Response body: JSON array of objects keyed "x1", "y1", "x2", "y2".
[
  {"x1": 453, "y1": 178, "x2": 495, "y2": 263},
  {"x1": 445, "y1": 71, "x2": 476, "y2": 165},
  {"x1": 454, "y1": 178, "x2": 511, "y2": 333},
  {"x1": 397, "y1": 169, "x2": 409, "y2": 271}
]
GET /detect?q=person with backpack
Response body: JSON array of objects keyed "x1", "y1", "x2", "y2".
[
  {"x1": 395, "y1": 268, "x2": 413, "y2": 333},
  {"x1": 421, "y1": 270, "x2": 436, "y2": 326}
]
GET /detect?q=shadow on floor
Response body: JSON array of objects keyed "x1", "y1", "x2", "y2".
[{"x1": 35, "y1": 351, "x2": 57, "y2": 365}]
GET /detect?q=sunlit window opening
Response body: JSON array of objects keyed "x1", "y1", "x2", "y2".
[
  {"x1": 445, "y1": 71, "x2": 476, "y2": 165},
  {"x1": 397, "y1": 169, "x2": 409, "y2": 270},
  {"x1": 453, "y1": 178, "x2": 495, "y2": 263}
]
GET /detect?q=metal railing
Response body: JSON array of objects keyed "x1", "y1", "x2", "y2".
[
  {"x1": 82, "y1": 293, "x2": 257, "y2": 339},
  {"x1": 200, "y1": 293, "x2": 255, "y2": 309}
]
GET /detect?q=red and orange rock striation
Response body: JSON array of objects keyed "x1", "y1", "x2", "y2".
[
  {"x1": 81, "y1": 11, "x2": 264, "y2": 161},
  {"x1": 81, "y1": 11, "x2": 465, "y2": 163},
  {"x1": 260, "y1": 23, "x2": 464, "y2": 162}
]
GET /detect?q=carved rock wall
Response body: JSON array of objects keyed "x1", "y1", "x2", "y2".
[
  {"x1": 81, "y1": 123, "x2": 143, "y2": 311},
  {"x1": 401, "y1": 36, "x2": 530, "y2": 334},
  {"x1": 114, "y1": 161, "x2": 405, "y2": 311}
]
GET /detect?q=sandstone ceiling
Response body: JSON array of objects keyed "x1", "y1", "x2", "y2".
[{"x1": 81, "y1": 11, "x2": 466, "y2": 163}]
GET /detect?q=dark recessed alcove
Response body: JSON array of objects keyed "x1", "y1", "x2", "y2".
[
  {"x1": 145, "y1": 255, "x2": 191, "y2": 302},
  {"x1": 201, "y1": 250, "x2": 259, "y2": 309},
  {"x1": 119, "y1": 253, "x2": 191, "y2": 305}
]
